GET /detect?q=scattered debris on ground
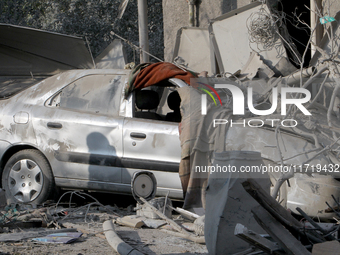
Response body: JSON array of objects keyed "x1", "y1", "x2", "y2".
[{"x1": 0, "y1": 191, "x2": 208, "y2": 255}]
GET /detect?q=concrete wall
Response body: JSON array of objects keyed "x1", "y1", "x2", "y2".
[
  {"x1": 162, "y1": 0, "x2": 251, "y2": 62},
  {"x1": 162, "y1": 0, "x2": 340, "y2": 63}
]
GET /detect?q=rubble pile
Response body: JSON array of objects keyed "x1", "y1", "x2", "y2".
[
  {"x1": 0, "y1": 190, "x2": 208, "y2": 254},
  {"x1": 172, "y1": 2, "x2": 340, "y2": 254},
  {"x1": 0, "y1": 1, "x2": 340, "y2": 255}
]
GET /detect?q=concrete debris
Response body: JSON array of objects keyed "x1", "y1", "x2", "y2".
[
  {"x1": 169, "y1": 206, "x2": 200, "y2": 221},
  {"x1": 135, "y1": 197, "x2": 172, "y2": 219},
  {"x1": 0, "y1": 192, "x2": 208, "y2": 254},
  {"x1": 139, "y1": 197, "x2": 190, "y2": 235},
  {"x1": 312, "y1": 240, "x2": 340, "y2": 255},
  {"x1": 179, "y1": 219, "x2": 205, "y2": 237},
  {"x1": 181, "y1": 222, "x2": 195, "y2": 232},
  {"x1": 142, "y1": 218, "x2": 167, "y2": 229},
  {"x1": 115, "y1": 215, "x2": 145, "y2": 228},
  {"x1": 193, "y1": 215, "x2": 205, "y2": 236},
  {"x1": 0, "y1": 191, "x2": 124, "y2": 255},
  {"x1": 115, "y1": 202, "x2": 205, "y2": 251}
]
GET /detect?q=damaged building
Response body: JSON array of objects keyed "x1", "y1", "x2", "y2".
[
  {"x1": 0, "y1": 0, "x2": 340, "y2": 254},
  {"x1": 163, "y1": 0, "x2": 340, "y2": 254}
]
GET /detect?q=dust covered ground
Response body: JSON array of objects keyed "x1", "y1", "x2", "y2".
[{"x1": 0, "y1": 192, "x2": 208, "y2": 255}]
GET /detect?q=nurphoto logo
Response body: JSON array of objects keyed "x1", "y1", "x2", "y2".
[
  {"x1": 198, "y1": 82, "x2": 223, "y2": 115},
  {"x1": 197, "y1": 79, "x2": 312, "y2": 128}
]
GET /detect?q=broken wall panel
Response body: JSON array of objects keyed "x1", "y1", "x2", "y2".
[
  {"x1": 209, "y1": 2, "x2": 287, "y2": 74},
  {"x1": 204, "y1": 151, "x2": 271, "y2": 254},
  {"x1": 95, "y1": 39, "x2": 127, "y2": 69},
  {"x1": 172, "y1": 27, "x2": 213, "y2": 74},
  {"x1": 0, "y1": 23, "x2": 93, "y2": 76}
]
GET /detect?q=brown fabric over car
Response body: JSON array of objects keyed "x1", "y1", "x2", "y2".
[{"x1": 125, "y1": 62, "x2": 197, "y2": 98}]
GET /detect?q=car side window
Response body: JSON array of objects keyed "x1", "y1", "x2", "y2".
[
  {"x1": 49, "y1": 75, "x2": 123, "y2": 116},
  {"x1": 134, "y1": 85, "x2": 181, "y2": 122}
]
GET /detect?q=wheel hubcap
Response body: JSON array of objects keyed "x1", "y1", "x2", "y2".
[{"x1": 8, "y1": 159, "x2": 43, "y2": 202}]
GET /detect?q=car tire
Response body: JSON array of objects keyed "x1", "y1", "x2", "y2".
[{"x1": 2, "y1": 149, "x2": 54, "y2": 205}]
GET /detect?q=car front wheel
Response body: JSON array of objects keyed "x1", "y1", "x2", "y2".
[{"x1": 2, "y1": 149, "x2": 54, "y2": 205}]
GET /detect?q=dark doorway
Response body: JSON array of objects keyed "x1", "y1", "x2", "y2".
[{"x1": 279, "y1": 0, "x2": 311, "y2": 67}]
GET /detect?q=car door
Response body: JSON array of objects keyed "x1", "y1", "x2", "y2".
[
  {"x1": 122, "y1": 87, "x2": 183, "y2": 198},
  {"x1": 32, "y1": 74, "x2": 126, "y2": 192}
]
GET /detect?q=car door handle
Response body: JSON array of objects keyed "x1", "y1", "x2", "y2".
[
  {"x1": 47, "y1": 122, "x2": 63, "y2": 129},
  {"x1": 130, "y1": 132, "x2": 146, "y2": 139}
]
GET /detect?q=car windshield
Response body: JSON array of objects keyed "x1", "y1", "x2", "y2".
[{"x1": 0, "y1": 77, "x2": 46, "y2": 99}]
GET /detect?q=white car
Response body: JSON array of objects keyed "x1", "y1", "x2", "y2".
[{"x1": 0, "y1": 69, "x2": 185, "y2": 204}]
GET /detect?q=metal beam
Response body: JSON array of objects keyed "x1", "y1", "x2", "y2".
[{"x1": 137, "y1": 0, "x2": 149, "y2": 63}]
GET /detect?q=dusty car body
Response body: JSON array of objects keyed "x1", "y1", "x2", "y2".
[
  {"x1": 0, "y1": 67, "x2": 340, "y2": 221},
  {"x1": 0, "y1": 69, "x2": 186, "y2": 204}
]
